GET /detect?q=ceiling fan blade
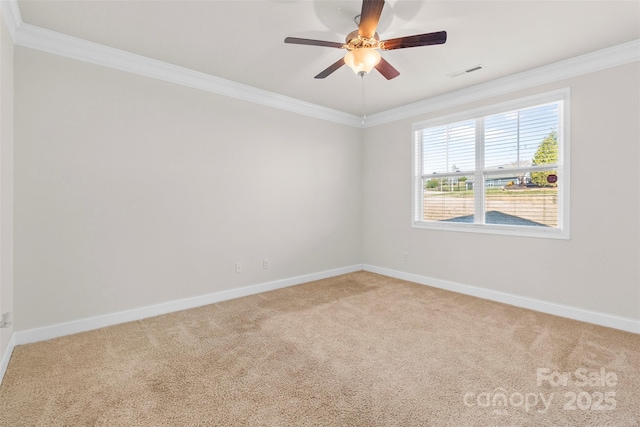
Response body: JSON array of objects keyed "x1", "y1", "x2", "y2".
[
  {"x1": 374, "y1": 57, "x2": 400, "y2": 80},
  {"x1": 284, "y1": 37, "x2": 344, "y2": 49},
  {"x1": 380, "y1": 31, "x2": 447, "y2": 50},
  {"x1": 315, "y1": 58, "x2": 346, "y2": 79},
  {"x1": 358, "y1": 0, "x2": 385, "y2": 39}
]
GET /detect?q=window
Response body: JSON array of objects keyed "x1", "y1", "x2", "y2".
[{"x1": 412, "y1": 89, "x2": 569, "y2": 239}]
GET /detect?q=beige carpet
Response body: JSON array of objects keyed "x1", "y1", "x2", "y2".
[{"x1": 1, "y1": 271, "x2": 638, "y2": 426}]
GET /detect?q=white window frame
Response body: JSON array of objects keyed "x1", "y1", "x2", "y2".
[{"x1": 412, "y1": 88, "x2": 570, "y2": 239}]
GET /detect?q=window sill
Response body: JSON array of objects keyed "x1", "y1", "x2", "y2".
[{"x1": 412, "y1": 220, "x2": 570, "y2": 240}]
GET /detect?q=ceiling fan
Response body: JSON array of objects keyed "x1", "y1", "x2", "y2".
[{"x1": 284, "y1": 0, "x2": 447, "y2": 80}]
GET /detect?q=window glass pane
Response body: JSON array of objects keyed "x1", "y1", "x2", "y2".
[
  {"x1": 485, "y1": 112, "x2": 519, "y2": 168},
  {"x1": 422, "y1": 120, "x2": 475, "y2": 174},
  {"x1": 484, "y1": 170, "x2": 558, "y2": 227},
  {"x1": 485, "y1": 103, "x2": 559, "y2": 169},
  {"x1": 422, "y1": 176, "x2": 474, "y2": 222}
]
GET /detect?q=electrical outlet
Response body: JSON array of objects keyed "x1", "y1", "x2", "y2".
[
  {"x1": 404, "y1": 252, "x2": 409, "y2": 262},
  {"x1": 263, "y1": 259, "x2": 269, "y2": 269},
  {"x1": 235, "y1": 262, "x2": 242, "y2": 273},
  {"x1": 0, "y1": 312, "x2": 12, "y2": 328}
]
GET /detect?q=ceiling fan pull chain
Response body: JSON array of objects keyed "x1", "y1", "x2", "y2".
[{"x1": 361, "y1": 74, "x2": 366, "y2": 126}]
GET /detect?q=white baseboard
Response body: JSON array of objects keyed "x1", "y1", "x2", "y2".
[
  {"x1": 363, "y1": 264, "x2": 640, "y2": 334},
  {"x1": 0, "y1": 333, "x2": 16, "y2": 385},
  {"x1": 13, "y1": 264, "x2": 363, "y2": 347}
]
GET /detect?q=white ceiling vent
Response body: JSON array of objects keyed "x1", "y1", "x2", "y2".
[{"x1": 447, "y1": 64, "x2": 485, "y2": 78}]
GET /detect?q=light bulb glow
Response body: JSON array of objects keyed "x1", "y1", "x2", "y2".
[{"x1": 344, "y1": 48, "x2": 381, "y2": 76}]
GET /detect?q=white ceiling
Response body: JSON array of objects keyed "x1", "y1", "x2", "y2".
[{"x1": 15, "y1": 0, "x2": 640, "y2": 116}]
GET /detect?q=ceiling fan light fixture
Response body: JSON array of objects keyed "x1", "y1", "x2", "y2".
[{"x1": 344, "y1": 48, "x2": 381, "y2": 76}]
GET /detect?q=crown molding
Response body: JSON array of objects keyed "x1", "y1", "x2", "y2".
[
  {"x1": 12, "y1": 22, "x2": 362, "y2": 128},
  {"x1": 4, "y1": 0, "x2": 638, "y2": 129},
  {"x1": 364, "y1": 39, "x2": 640, "y2": 127},
  {"x1": 0, "y1": 0, "x2": 22, "y2": 41}
]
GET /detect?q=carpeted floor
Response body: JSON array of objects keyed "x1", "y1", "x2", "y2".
[{"x1": 0, "y1": 271, "x2": 638, "y2": 426}]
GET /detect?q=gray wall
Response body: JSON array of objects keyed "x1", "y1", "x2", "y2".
[
  {"x1": 0, "y1": 14, "x2": 14, "y2": 360},
  {"x1": 11, "y1": 46, "x2": 640, "y2": 333},
  {"x1": 15, "y1": 48, "x2": 363, "y2": 330},
  {"x1": 362, "y1": 63, "x2": 640, "y2": 320}
]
